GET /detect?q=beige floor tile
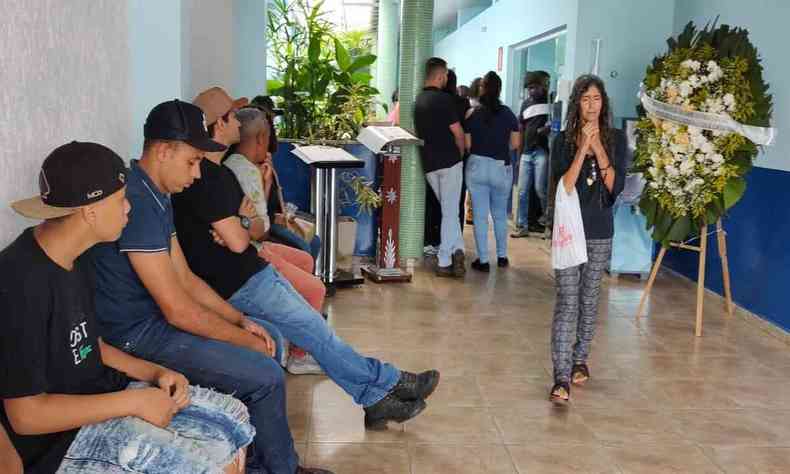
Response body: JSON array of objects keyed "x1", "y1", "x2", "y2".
[
  {"x1": 404, "y1": 406, "x2": 501, "y2": 444},
  {"x1": 669, "y1": 409, "x2": 788, "y2": 445},
  {"x1": 463, "y1": 352, "x2": 550, "y2": 377},
  {"x1": 306, "y1": 443, "x2": 410, "y2": 474},
  {"x1": 507, "y1": 444, "x2": 621, "y2": 474},
  {"x1": 288, "y1": 395, "x2": 312, "y2": 443},
  {"x1": 491, "y1": 407, "x2": 599, "y2": 445},
  {"x1": 477, "y1": 375, "x2": 552, "y2": 408},
  {"x1": 576, "y1": 408, "x2": 682, "y2": 444},
  {"x1": 410, "y1": 444, "x2": 517, "y2": 474},
  {"x1": 701, "y1": 446, "x2": 790, "y2": 474},
  {"x1": 308, "y1": 397, "x2": 413, "y2": 444},
  {"x1": 425, "y1": 375, "x2": 484, "y2": 407},
  {"x1": 605, "y1": 444, "x2": 723, "y2": 473},
  {"x1": 285, "y1": 234, "x2": 790, "y2": 473}
]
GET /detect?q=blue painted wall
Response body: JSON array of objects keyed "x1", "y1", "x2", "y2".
[
  {"x1": 666, "y1": 0, "x2": 790, "y2": 332},
  {"x1": 664, "y1": 168, "x2": 790, "y2": 332}
]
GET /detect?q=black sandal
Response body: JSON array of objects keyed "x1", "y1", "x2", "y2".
[
  {"x1": 549, "y1": 382, "x2": 570, "y2": 404},
  {"x1": 571, "y1": 364, "x2": 590, "y2": 386}
]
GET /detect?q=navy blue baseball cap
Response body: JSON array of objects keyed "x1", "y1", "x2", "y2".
[{"x1": 143, "y1": 99, "x2": 226, "y2": 152}]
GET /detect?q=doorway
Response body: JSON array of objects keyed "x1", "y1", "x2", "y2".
[{"x1": 506, "y1": 28, "x2": 567, "y2": 113}]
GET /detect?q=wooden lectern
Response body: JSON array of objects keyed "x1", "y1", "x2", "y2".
[{"x1": 355, "y1": 126, "x2": 424, "y2": 283}]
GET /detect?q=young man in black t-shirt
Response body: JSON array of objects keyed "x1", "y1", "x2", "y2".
[
  {"x1": 414, "y1": 57, "x2": 468, "y2": 277},
  {"x1": 174, "y1": 87, "x2": 439, "y2": 433},
  {"x1": 0, "y1": 142, "x2": 253, "y2": 473}
]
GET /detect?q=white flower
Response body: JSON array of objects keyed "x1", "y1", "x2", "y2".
[
  {"x1": 711, "y1": 154, "x2": 724, "y2": 164},
  {"x1": 649, "y1": 166, "x2": 660, "y2": 178},
  {"x1": 665, "y1": 165, "x2": 680, "y2": 177},
  {"x1": 700, "y1": 141, "x2": 714, "y2": 154},
  {"x1": 682, "y1": 59, "x2": 701, "y2": 71},
  {"x1": 688, "y1": 126, "x2": 702, "y2": 137},
  {"x1": 723, "y1": 93, "x2": 737, "y2": 111},
  {"x1": 679, "y1": 159, "x2": 695, "y2": 175},
  {"x1": 679, "y1": 81, "x2": 693, "y2": 98},
  {"x1": 689, "y1": 74, "x2": 700, "y2": 87}
]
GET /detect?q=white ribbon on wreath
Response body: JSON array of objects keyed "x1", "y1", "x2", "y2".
[{"x1": 638, "y1": 85, "x2": 777, "y2": 146}]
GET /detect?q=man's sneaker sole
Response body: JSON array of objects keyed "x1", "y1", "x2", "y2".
[{"x1": 364, "y1": 398, "x2": 427, "y2": 431}]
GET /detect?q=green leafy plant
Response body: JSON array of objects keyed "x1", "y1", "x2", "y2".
[
  {"x1": 266, "y1": 0, "x2": 380, "y2": 141},
  {"x1": 349, "y1": 175, "x2": 382, "y2": 215}
]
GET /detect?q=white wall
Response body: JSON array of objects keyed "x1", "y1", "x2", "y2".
[
  {"x1": 674, "y1": 0, "x2": 789, "y2": 172},
  {"x1": 435, "y1": 0, "x2": 675, "y2": 124},
  {"x1": 574, "y1": 0, "x2": 675, "y2": 121},
  {"x1": 181, "y1": 0, "x2": 235, "y2": 100},
  {"x1": 0, "y1": 0, "x2": 131, "y2": 247},
  {"x1": 435, "y1": 0, "x2": 579, "y2": 101},
  {"x1": 128, "y1": 0, "x2": 184, "y2": 160}
]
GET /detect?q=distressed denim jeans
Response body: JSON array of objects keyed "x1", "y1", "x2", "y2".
[{"x1": 56, "y1": 383, "x2": 254, "y2": 473}]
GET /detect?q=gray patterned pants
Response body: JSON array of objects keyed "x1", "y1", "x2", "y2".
[{"x1": 551, "y1": 238, "x2": 613, "y2": 383}]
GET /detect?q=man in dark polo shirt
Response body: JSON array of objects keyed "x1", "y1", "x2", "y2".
[
  {"x1": 414, "y1": 57, "x2": 467, "y2": 277},
  {"x1": 89, "y1": 99, "x2": 331, "y2": 474}
]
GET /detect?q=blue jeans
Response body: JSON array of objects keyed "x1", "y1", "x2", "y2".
[
  {"x1": 112, "y1": 317, "x2": 297, "y2": 474},
  {"x1": 230, "y1": 265, "x2": 400, "y2": 407},
  {"x1": 516, "y1": 149, "x2": 548, "y2": 228},
  {"x1": 466, "y1": 154, "x2": 512, "y2": 263},
  {"x1": 269, "y1": 223, "x2": 321, "y2": 260},
  {"x1": 425, "y1": 162, "x2": 465, "y2": 267},
  {"x1": 57, "y1": 383, "x2": 255, "y2": 473}
]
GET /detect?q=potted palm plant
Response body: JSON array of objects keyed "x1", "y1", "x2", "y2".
[{"x1": 266, "y1": 0, "x2": 383, "y2": 259}]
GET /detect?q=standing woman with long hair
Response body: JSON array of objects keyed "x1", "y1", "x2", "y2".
[
  {"x1": 464, "y1": 71, "x2": 520, "y2": 271},
  {"x1": 549, "y1": 75, "x2": 626, "y2": 403}
]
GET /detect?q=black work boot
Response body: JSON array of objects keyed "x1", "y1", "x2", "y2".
[
  {"x1": 296, "y1": 467, "x2": 334, "y2": 474},
  {"x1": 390, "y1": 370, "x2": 441, "y2": 401},
  {"x1": 363, "y1": 393, "x2": 427, "y2": 430}
]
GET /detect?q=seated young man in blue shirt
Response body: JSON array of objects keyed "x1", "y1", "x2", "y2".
[
  {"x1": 1, "y1": 142, "x2": 253, "y2": 474},
  {"x1": 89, "y1": 100, "x2": 330, "y2": 474},
  {"x1": 175, "y1": 87, "x2": 440, "y2": 429}
]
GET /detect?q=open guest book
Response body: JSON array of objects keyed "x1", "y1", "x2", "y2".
[
  {"x1": 355, "y1": 126, "x2": 422, "y2": 153},
  {"x1": 291, "y1": 145, "x2": 364, "y2": 168}
]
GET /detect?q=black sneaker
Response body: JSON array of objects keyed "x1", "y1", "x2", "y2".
[
  {"x1": 364, "y1": 393, "x2": 427, "y2": 430},
  {"x1": 391, "y1": 370, "x2": 441, "y2": 401},
  {"x1": 471, "y1": 259, "x2": 490, "y2": 272},
  {"x1": 510, "y1": 227, "x2": 530, "y2": 238},
  {"x1": 452, "y1": 249, "x2": 466, "y2": 276},
  {"x1": 497, "y1": 257, "x2": 509, "y2": 268}
]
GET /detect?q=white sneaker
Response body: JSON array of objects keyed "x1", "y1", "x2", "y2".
[
  {"x1": 423, "y1": 245, "x2": 438, "y2": 256},
  {"x1": 286, "y1": 353, "x2": 324, "y2": 375}
]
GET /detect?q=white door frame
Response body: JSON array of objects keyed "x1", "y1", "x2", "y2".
[{"x1": 505, "y1": 26, "x2": 567, "y2": 112}]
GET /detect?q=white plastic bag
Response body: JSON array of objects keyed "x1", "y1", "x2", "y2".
[{"x1": 551, "y1": 183, "x2": 588, "y2": 270}]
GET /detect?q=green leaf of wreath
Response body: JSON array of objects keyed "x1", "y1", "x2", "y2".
[{"x1": 723, "y1": 177, "x2": 746, "y2": 210}]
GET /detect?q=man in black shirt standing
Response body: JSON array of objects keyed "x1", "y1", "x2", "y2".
[
  {"x1": 0, "y1": 142, "x2": 252, "y2": 473},
  {"x1": 513, "y1": 71, "x2": 551, "y2": 238},
  {"x1": 414, "y1": 57, "x2": 467, "y2": 277}
]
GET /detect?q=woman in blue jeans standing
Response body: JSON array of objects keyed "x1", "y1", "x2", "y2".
[{"x1": 464, "y1": 71, "x2": 521, "y2": 272}]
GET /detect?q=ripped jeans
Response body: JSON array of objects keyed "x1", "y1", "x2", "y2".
[{"x1": 56, "y1": 383, "x2": 254, "y2": 474}]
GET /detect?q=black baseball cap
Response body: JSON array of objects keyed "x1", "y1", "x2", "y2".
[
  {"x1": 11, "y1": 141, "x2": 127, "y2": 220},
  {"x1": 144, "y1": 99, "x2": 226, "y2": 152}
]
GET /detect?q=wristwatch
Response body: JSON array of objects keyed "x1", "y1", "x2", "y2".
[{"x1": 240, "y1": 216, "x2": 252, "y2": 230}]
